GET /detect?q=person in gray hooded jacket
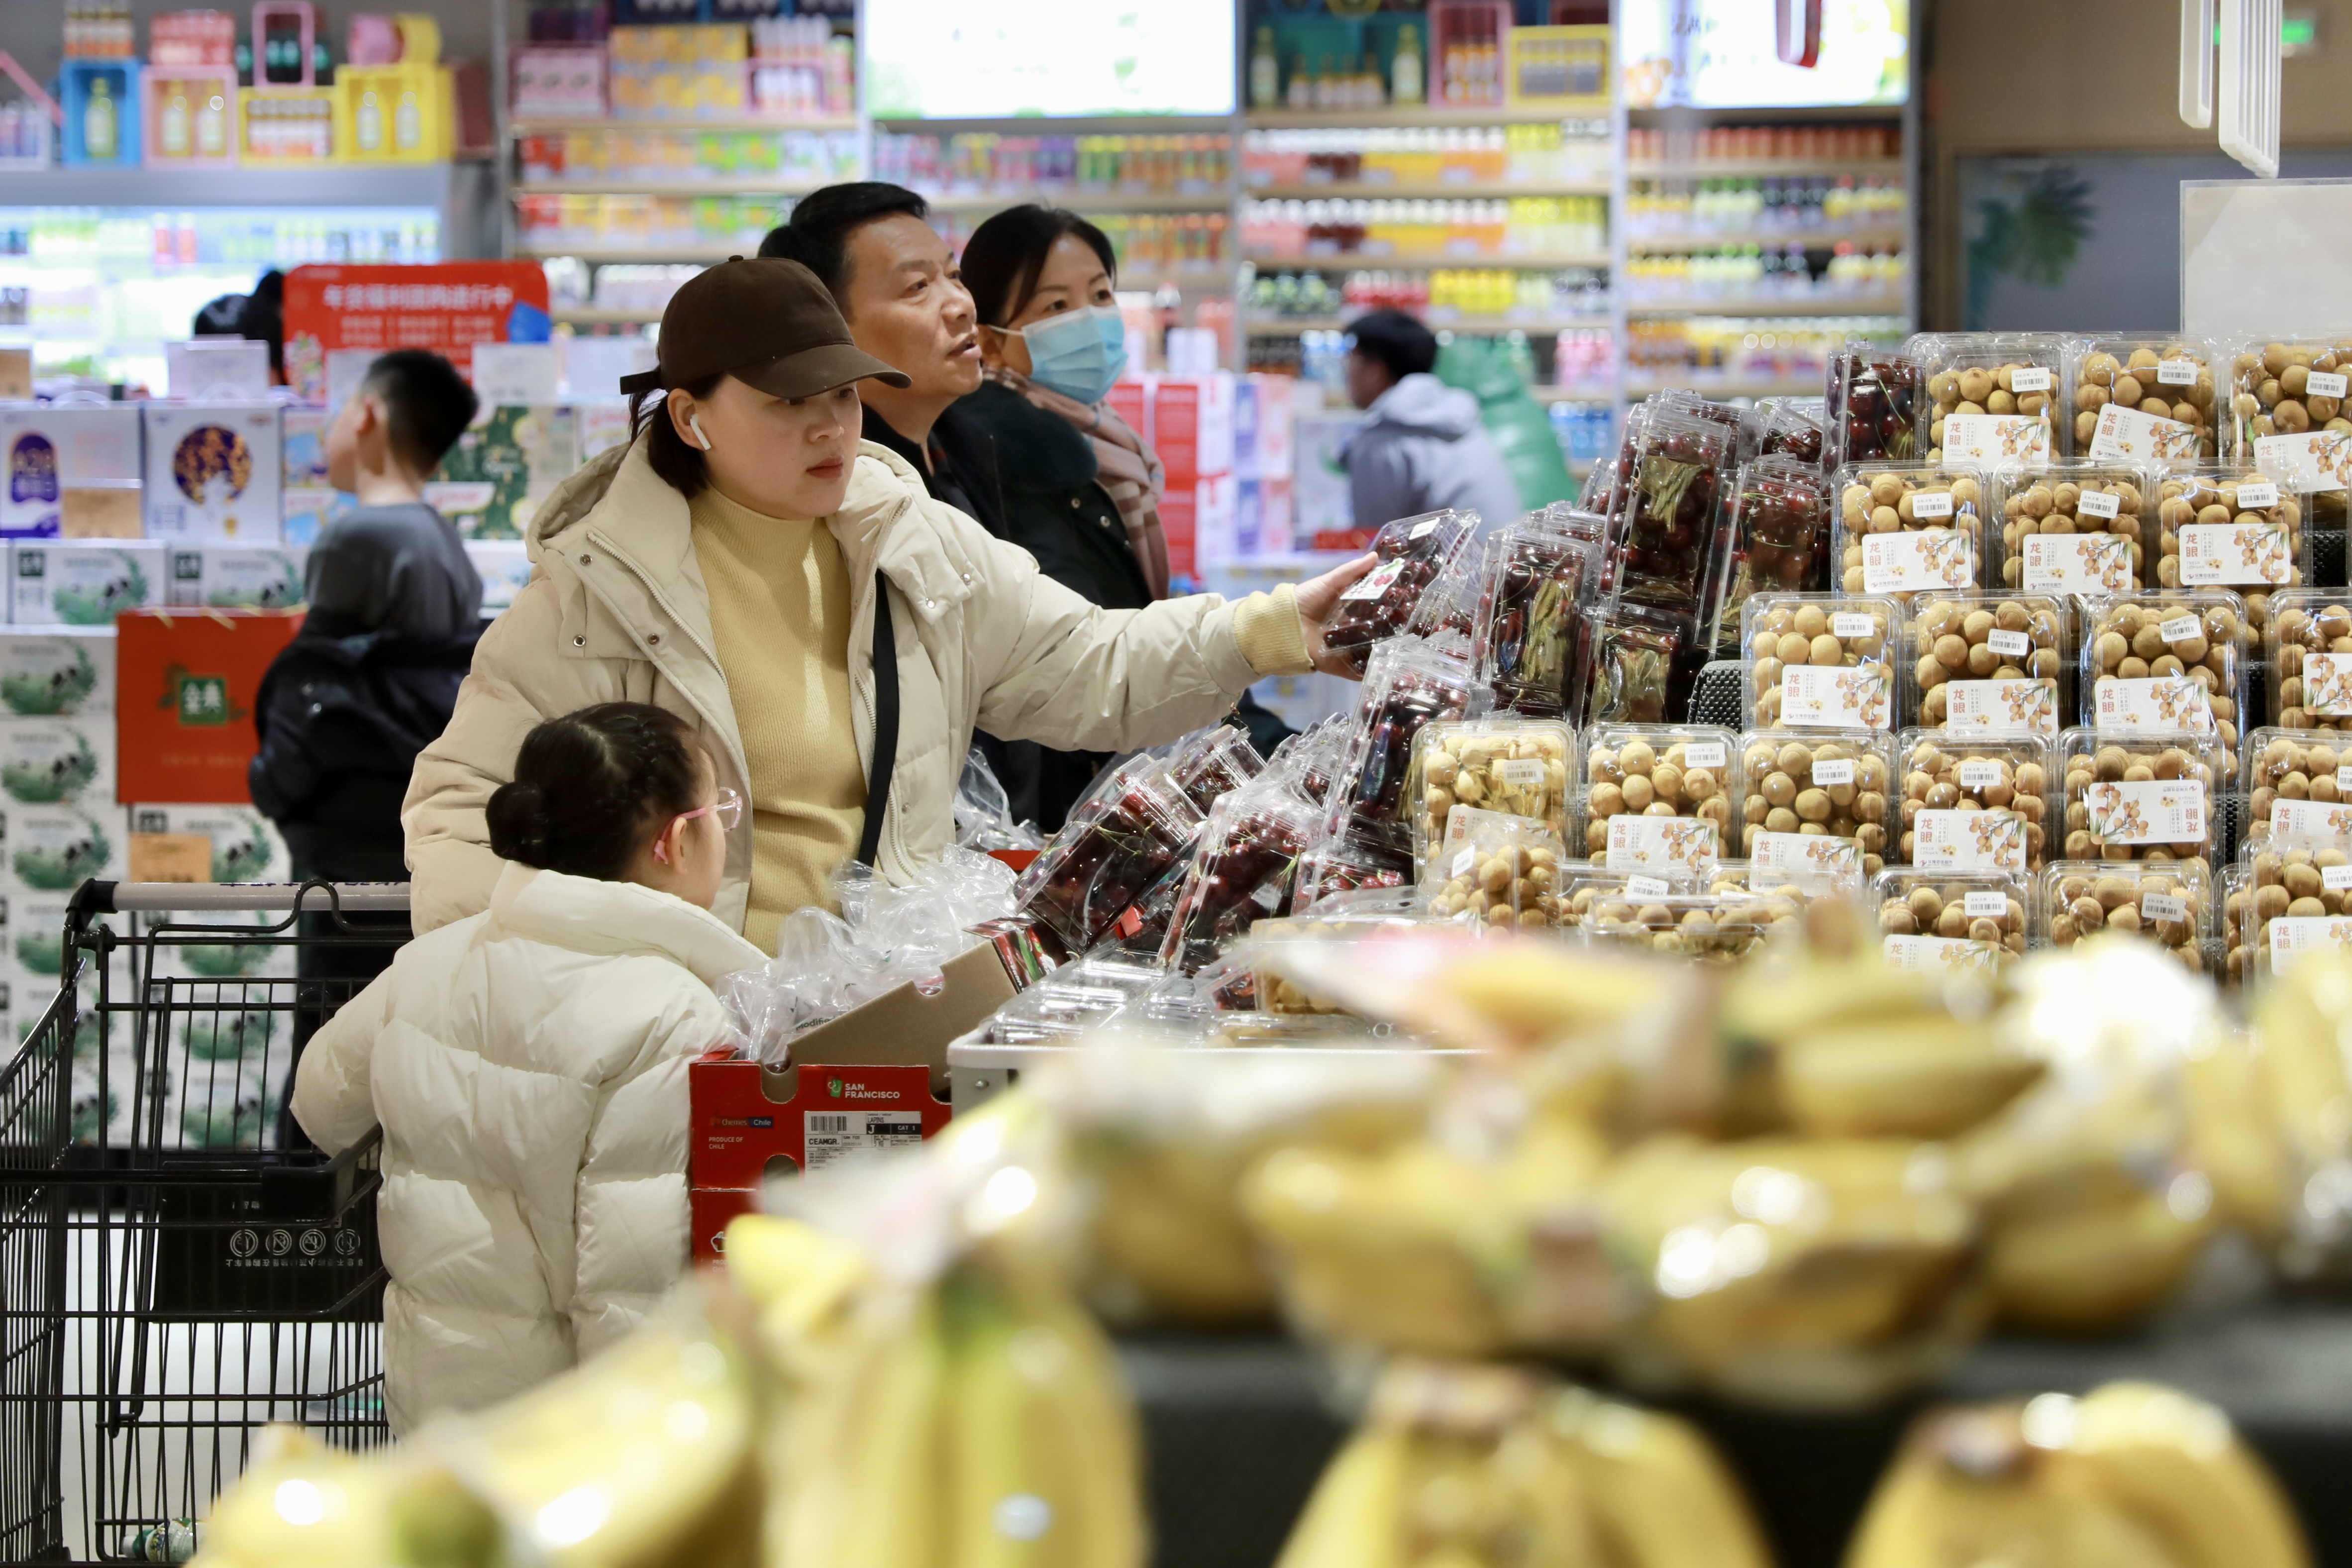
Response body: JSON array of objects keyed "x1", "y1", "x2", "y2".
[{"x1": 1339, "y1": 309, "x2": 1525, "y2": 532}]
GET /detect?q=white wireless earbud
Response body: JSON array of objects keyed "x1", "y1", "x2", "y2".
[{"x1": 689, "y1": 412, "x2": 714, "y2": 451}]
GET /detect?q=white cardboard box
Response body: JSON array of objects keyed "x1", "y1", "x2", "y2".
[
  {"x1": 0, "y1": 628, "x2": 114, "y2": 716},
  {"x1": 125, "y1": 804, "x2": 291, "y2": 883},
  {"x1": 8, "y1": 541, "x2": 166, "y2": 626},
  {"x1": 1, "y1": 804, "x2": 124, "y2": 896},
  {"x1": 0, "y1": 715, "x2": 114, "y2": 810},
  {"x1": 280, "y1": 407, "x2": 331, "y2": 488},
  {"x1": 279, "y1": 487, "x2": 354, "y2": 548},
  {"x1": 464, "y1": 539, "x2": 534, "y2": 614},
  {"x1": 166, "y1": 545, "x2": 307, "y2": 608},
  {"x1": 142, "y1": 402, "x2": 283, "y2": 542},
  {"x1": 0, "y1": 404, "x2": 143, "y2": 538}
]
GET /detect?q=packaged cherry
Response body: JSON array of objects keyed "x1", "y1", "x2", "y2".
[
  {"x1": 1159, "y1": 781, "x2": 1321, "y2": 974},
  {"x1": 1319, "y1": 508, "x2": 1479, "y2": 679},
  {"x1": 1167, "y1": 722, "x2": 1265, "y2": 814},
  {"x1": 1267, "y1": 716, "x2": 1350, "y2": 806},
  {"x1": 1756, "y1": 398, "x2": 1829, "y2": 468},
  {"x1": 1602, "y1": 404, "x2": 1736, "y2": 619},
  {"x1": 1825, "y1": 345, "x2": 1922, "y2": 469},
  {"x1": 1711, "y1": 457, "x2": 1835, "y2": 656},
  {"x1": 1570, "y1": 602, "x2": 1688, "y2": 726},
  {"x1": 1288, "y1": 834, "x2": 1409, "y2": 912},
  {"x1": 1471, "y1": 509, "x2": 1601, "y2": 716},
  {"x1": 1012, "y1": 757, "x2": 1203, "y2": 950},
  {"x1": 1326, "y1": 635, "x2": 1476, "y2": 865}
]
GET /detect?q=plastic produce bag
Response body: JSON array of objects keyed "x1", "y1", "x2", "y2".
[
  {"x1": 1435, "y1": 332, "x2": 1577, "y2": 512},
  {"x1": 952, "y1": 744, "x2": 1044, "y2": 851}
]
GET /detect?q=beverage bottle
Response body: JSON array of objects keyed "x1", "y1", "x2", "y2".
[
  {"x1": 196, "y1": 90, "x2": 226, "y2": 157},
  {"x1": 1287, "y1": 55, "x2": 1310, "y2": 110},
  {"x1": 1392, "y1": 25, "x2": 1424, "y2": 105},
  {"x1": 160, "y1": 89, "x2": 190, "y2": 157},
  {"x1": 1250, "y1": 27, "x2": 1279, "y2": 109}
]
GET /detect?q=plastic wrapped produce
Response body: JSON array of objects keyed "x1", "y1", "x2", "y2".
[
  {"x1": 1166, "y1": 722, "x2": 1264, "y2": 815},
  {"x1": 2073, "y1": 335, "x2": 2223, "y2": 463},
  {"x1": 1406, "y1": 716, "x2": 1575, "y2": 874},
  {"x1": 1287, "y1": 835, "x2": 1409, "y2": 914},
  {"x1": 2240, "y1": 831, "x2": 2352, "y2": 985},
  {"x1": 1319, "y1": 508, "x2": 1479, "y2": 679},
  {"x1": 2057, "y1": 730, "x2": 2222, "y2": 868},
  {"x1": 2081, "y1": 592, "x2": 2248, "y2": 781},
  {"x1": 2247, "y1": 727, "x2": 2352, "y2": 823},
  {"x1": 1896, "y1": 732, "x2": 2056, "y2": 872},
  {"x1": 1421, "y1": 815, "x2": 1573, "y2": 934},
  {"x1": 1012, "y1": 757, "x2": 1203, "y2": 949},
  {"x1": 1909, "y1": 591, "x2": 2067, "y2": 733},
  {"x1": 1274, "y1": 715, "x2": 1354, "y2": 807},
  {"x1": 1602, "y1": 404, "x2": 1735, "y2": 618},
  {"x1": 2151, "y1": 468, "x2": 2303, "y2": 632},
  {"x1": 1997, "y1": 460, "x2": 2150, "y2": 594},
  {"x1": 1471, "y1": 510, "x2": 1600, "y2": 717},
  {"x1": 2038, "y1": 861, "x2": 2212, "y2": 964},
  {"x1": 2223, "y1": 860, "x2": 2255, "y2": 987},
  {"x1": 1916, "y1": 331, "x2": 2068, "y2": 464},
  {"x1": 2267, "y1": 591, "x2": 2352, "y2": 730},
  {"x1": 1159, "y1": 781, "x2": 1319, "y2": 975},
  {"x1": 1735, "y1": 729, "x2": 1895, "y2": 877},
  {"x1": 2224, "y1": 334, "x2": 2352, "y2": 457},
  {"x1": 1572, "y1": 887, "x2": 1792, "y2": 962},
  {"x1": 1755, "y1": 395, "x2": 1829, "y2": 467},
  {"x1": 1253, "y1": 886, "x2": 1429, "y2": 1012},
  {"x1": 1328, "y1": 635, "x2": 1475, "y2": 866},
  {"x1": 1714, "y1": 458, "x2": 1836, "y2": 656},
  {"x1": 1833, "y1": 464, "x2": 1989, "y2": 603},
  {"x1": 1582, "y1": 723, "x2": 1739, "y2": 868},
  {"x1": 1570, "y1": 600, "x2": 1688, "y2": 725},
  {"x1": 1873, "y1": 867, "x2": 2029, "y2": 967},
  {"x1": 1825, "y1": 344, "x2": 1922, "y2": 468},
  {"x1": 1742, "y1": 592, "x2": 1896, "y2": 729}
]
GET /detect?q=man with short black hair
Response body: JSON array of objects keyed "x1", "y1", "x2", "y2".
[{"x1": 1339, "y1": 308, "x2": 1523, "y2": 532}]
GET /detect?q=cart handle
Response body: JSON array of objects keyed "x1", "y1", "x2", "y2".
[{"x1": 72, "y1": 880, "x2": 413, "y2": 915}]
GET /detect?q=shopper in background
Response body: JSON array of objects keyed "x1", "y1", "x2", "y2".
[
  {"x1": 296, "y1": 702, "x2": 764, "y2": 1433},
  {"x1": 191, "y1": 268, "x2": 286, "y2": 386},
  {"x1": 404, "y1": 257, "x2": 1373, "y2": 948},
  {"x1": 1339, "y1": 308, "x2": 1523, "y2": 532}
]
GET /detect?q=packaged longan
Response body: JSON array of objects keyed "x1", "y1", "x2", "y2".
[
  {"x1": 2224, "y1": 335, "x2": 2352, "y2": 460},
  {"x1": 1567, "y1": 881, "x2": 1791, "y2": 964},
  {"x1": 2240, "y1": 831, "x2": 2352, "y2": 984},
  {"x1": 1406, "y1": 717, "x2": 1577, "y2": 877},
  {"x1": 1582, "y1": 723, "x2": 1740, "y2": 868},
  {"x1": 2222, "y1": 860, "x2": 2253, "y2": 989},
  {"x1": 2248, "y1": 727, "x2": 2352, "y2": 825},
  {"x1": 1993, "y1": 460, "x2": 2152, "y2": 595},
  {"x1": 2266, "y1": 591, "x2": 2352, "y2": 732},
  {"x1": 1907, "y1": 590, "x2": 2068, "y2": 733},
  {"x1": 1707, "y1": 860, "x2": 1824, "y2": 914},
  {"x1": 1420, "y1": 815, "x2": 1572, "y2": 935},
  {"x1": 2056, "y1": 729, "x2": 2223, "y2": 869},
  {"x1": 1740, "y1": 591, "x2": 1899, "y2": 730},
  {"x1": 2037, "y1": 860, "x2": 2212, "y2": 972},
  {"x1": 1913, "y1": 331, "x2": 2070, "y2": 463},
  {"x1": 2068, "y1": 337, "x2": 2222, "y2": 465},
  {"x1": 1871, "y1": 867, "x2": 2029, "y2": 967},
  {"x1": 2150, "y1": 468, "x2": 2304, "y2": 633},
  {"x1": 1830, "y1": 463, "x2": 1992, "y2": 605},
  {"x1": 1895, "y1": 731, "x2": 2057, "y2": 872},
  {"x1": 1735, "y1": 728, "x2": 1896, "y2": 878},
  {"x1": 2080, "y1": 592, "x2": 2250, "y2": 784}
]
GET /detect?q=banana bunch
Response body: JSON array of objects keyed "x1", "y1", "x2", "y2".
[
  {"x1": 1599, "y1": 1135, "x2": 1984, "y2": 1408},
  {"x1": 1953, "y1": 939, "x2": 2223, "y2": 1331},
  {"x1": 2250, "y1": 949, "x2": 2352, "y2": 1277},
  {"x1": 192, "y1": 1426, "x2": 495, "y2": 1568},
  {"x1": 1847, "y1": 1381, "x2": 2310, "y2": 1568},
  {"x1": 1276, "y1": 1359, "x2": 1773, "y2": 1568},
  {"x1": 766, "y1": 1257, "x2": 1144, "y2": 1568}
]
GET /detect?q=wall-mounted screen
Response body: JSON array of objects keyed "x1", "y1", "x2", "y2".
[
  {"x1": 1624, "y1": 0, "x2": 1910, "y2": 108},
  {"x1": 866, "y1": 0, "x2": 1237, "y2": 119}
]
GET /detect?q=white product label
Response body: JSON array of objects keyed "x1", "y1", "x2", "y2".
[
  {"x1": 2272, "y1": 799, "x2": 2352, "y2": 839},
  {"x1": 2300, "y1": 652, "x2": 2352, "y2": 717},
  {"x1": 2160, "y1": 614, "x2": 2203, "y2": 643},
  {"x1": 2269, "y1": 916, "x2": 2352, "y2": 972},
  {"x1": 1942, "y1": 414, "x2": 2050, "y2": 464},
  {"x1": 1442, "y1": 804, "x2": 1549, "y2": 852},
  {"x1": 1750, "y1": 830, "x2": 1862, "y2": 893},
  {"x1": 1832, "y1": 612, "x2": 1877, "y2": 639},
  {"x1": 1625, "y1": 874, "x2": 1672, "y2": 899},
  {"x1": 2235, "y1": 481, "x2": 2280, "y2": 509},
  {"x1": 2021, "y1": 532, "x2": 2136, "y2": 593},
  {"x1": 1493, "y1": 757, "x2": 1549, "y2": 789},
  {"x1": 2340, "y1": 763, "x2": 2352, "y2": 792},
  {"x1": 1341, "y1": 558, "x2": 1407, "y2": 602},
  {"x1": 2076, "y1": 488, "x2": 2124, "y2": 520},
  {"x1": 1986, "y1": 628, "x2": 2033, "y2": 657},
  {"x1": 2082, "y1": 777, "x2": 2206, "y2": 846},
  {"x1": 1409, "y1": 518, "x2": 1441, "y2": 540},
  {"x1": 1451, "y1": 846, "x2": 1478, "y2": 879},
  {"x1": 803, "y1": 1108, "x2": 924, "y2": 1171},
  {"x1": 1883, "y1": 934, "x2": 2003, "y2": 973},
  {"x1": 2009, "y1": 367, "x2": 2054, "y2": 393},
  {"x1": 2326, "y1": 865, "x2": 2352, "y2": 891},
  {"x1": 1780, "y1": 663, "x2": 1892, "y2": 729},
  {"x1": 2157, "y1": 357, "x2": 2200, "y2": 386},
  {"x1": 2141, "y1": 891, "x2": 2189, "y2": 923},
  {"x1": 1863, "y1": 528, "x2": 1975, "y2": 592},
  {"x1": 2309, "y1": 370, "x2": 2350, "y2": 399},
  {"x1": 1943, "y1": 678, "x2": 2059, "y2": 736},
  {"x1": 2255, "y1": 431, "x2": 2352, "y2": 494},
  {"x1": 2089, "y1": 402, "x2": 2203, "y2": 464},
  {"x1": 2180, "y1": 522, "x2": 2294, "y2": 586},
  {"x1": 1957, "y1": 760, "x2": 2005, "y2": 789},
  {"x1": 2094, "y1": 676, "x2": 2215, "y2": 735},
  {"x1": 1681, "y1": 740, "x2": 1729, "y2": 770},
  {"x1": 1604, "y1": 815, "x2": 1720, "y2": 876},
  {"x1": 1910, "y1": 489, "x2": 1956, "y2": 520},
  {"x1": 1913, "y1": 808, "x2": 2029, "y2": 873},
  {"x1": 1964, "y1": 890, "x2": 2010, "y2": 919},
  {"x1": 1810, "y1": 758, "x2": 1858, "y2": 787}
]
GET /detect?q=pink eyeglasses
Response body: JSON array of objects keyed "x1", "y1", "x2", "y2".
[{"x1": 673, "y1": 787, "x2": 743, "y2": 833}]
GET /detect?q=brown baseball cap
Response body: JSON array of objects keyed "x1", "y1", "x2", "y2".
[{"x1": 617, "y1": 255, "x2": 911, "y2": 400}]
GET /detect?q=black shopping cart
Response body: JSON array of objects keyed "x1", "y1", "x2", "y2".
[{"x1": 0, "y1": 881, "x2": 409, "y2": 1566}]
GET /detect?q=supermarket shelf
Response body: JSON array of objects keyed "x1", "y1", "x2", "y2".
[
  {"x1": 0, "y1": 164, "x2": 455, "y2": 207},
  {"x1": 1116, "y1": 269, "x2": 1238, "y2": 292},
  {"x1": 916, "y1": 190, "x2": 1236, "y2": 213},
  {"x1": 1629, "y1": 157, "x2": 1907, "y2": 180},
  {"x1": 1530, "y1": 386, "x2": 1617, "y2": 403},
  {"x1": 1626, "y1": 101, "x2": 1905, "y2": 120},
  {"x1": 1626, "y1": 375, "x2": 1825, "y2": 399},
  {"x1": 1247, "y1": 181, "x2": 1612, "y2": 200},
  {"x1": 519, "y1": 244, "x2": 766, "y2": 262},
  {"x1": 873, "y1": 113, "x2": 1236, "y2": 131},
  {"x1": 508, "y1": 116, "x2": 858, "y2": 136},
  {"x1": 1243, "y1": 102, "x2": 1610, "y2": 129},
  {"x1": 553, "y1": 307, "x2": 664, "y2": 324},
  {"x1": 1245, "y1": 313, "x2": 1611, "y2": 334},
  {"x1": 1627, "y1": 227, "x2": 1907, "y2": 253},
  {"x1": 1626, "y1": 293, "x2": 1909, "y2": 317},
  {"x1": 512, "y1": 179, "x2": 831, "y2": 196},
  {"x1": 1246, "y1": 250, "x2": 1612, "y2": 271}
]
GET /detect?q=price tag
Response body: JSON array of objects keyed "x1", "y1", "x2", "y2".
[
  {"x1": 2340, "y1": 763, "x2": 2352, "y2": 792},
  {"x1": 1811, "y1": 758, "x2": 1858, "y2": 787},
  {"x1": 2310, "y1": 370, "x2": 2350, "y2": 400},
  {"x1": 1625, "y1": 874, "x2": 1671, "y2": 899},
  {"x1": 2325, "y1": 865, "x2": 2352, "y2": 892},
  {"x1": 1911, "y1": 489, "x2": 1956, "y2": 520},
  {"x1": 1832, "y1": 612, "x2": 1877, "y2": 639},
  {"x1": 1964, "y1": 890, "x2": 2010, "y2": 918},
  {"x1": 1493, "y1": 757, "x2": 1548, "y2": 789},
  {"x1": 1958, "y1": 760, "x2": 2005, "y2": 789},
  {"x1": 1409, "y1": 518, "x2": 1441, "y2": 540},
  {"x1": 2077, "y1": 488, "x2": 2123, "y2": 519},
  {"x1": 1986, "y1": 628, "x2": 2032, "y2": 658},
  {"x1": 1341, "y1": 558, "x2": 1406, "y2": 602},
  {"x1": 2010, "y1": 367, "x2": 2054, "y2": 393},
  {"x1": 2141, "y1": 891, "x2": 2189, "y2": 923},
  {"x1": 1682, "y1": 740, "x2": 1729, "y2": 770},
  {"x1": 2157, "y1": 357, "x2": 2200, "y2": 386},
  {"x1": 2161, "y1": 614, "x2": 2203, "y2": 643},
  {"x1": 1451, "y1": 846, "x2": 1477, "y2": 879},
  {"x1": 2237, "y1": 481, "x2": 2280, "y2": 509}
]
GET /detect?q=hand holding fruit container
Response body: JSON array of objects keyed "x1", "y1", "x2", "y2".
[
  {"x1": 1603, "y1": 406, "x2": 1736, "y2": 618},
  {"x1": 1329, "y1": 635, "x2": 1475, "y2": 867},
  {"x1": 1317, "y1": 508, "x2": 1478, "y2": 679},
  {"x1": 1715, "y1": 461, "x2": 1835, "y2": 657},
  {"x1": 1012, "y1": 758, "x2": 1203, "y2": 949},
  {"x1": 1471, "y1": 510, "x2": 1601, "y2": 717},
  {"x1": 1160, "y1": 782, "x2": 1319, "y2": 975},
  {"x1": 1825, "y1": 344, "x2": 1922, "y2": 467}
]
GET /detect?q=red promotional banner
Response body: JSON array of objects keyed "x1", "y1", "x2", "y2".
[{"x1": 282, "y1": 262, "x2": 552, "y2": 404}]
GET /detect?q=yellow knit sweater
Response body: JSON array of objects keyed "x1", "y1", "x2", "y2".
[{"x1": 690, "y1": 484, "x2": 867, "y2": 953}]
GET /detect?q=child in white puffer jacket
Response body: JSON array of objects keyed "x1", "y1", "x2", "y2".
[{"x1": 293, "y1": 701, "x2": 765, "y2": 1433}]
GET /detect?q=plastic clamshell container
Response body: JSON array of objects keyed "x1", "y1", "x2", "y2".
[
  {"x1": 2150, "y1": 467, "x2": 2305, "y2": 634},
  {"x1": 1895, "y1": 729, "x2": 2058, "y2": 873},
  {"x1": 1906, "y1": 590, "x2": 2069, "y2": 734},
  {"x1": 2078, "y1": 590, "x2": 2251, "y2": 786},
  {"x1": 1570, "y1": 600, "x2": 1691, "y2": 726},
  {"x1": 1735, "y1": 728, "x2": 1897, "y2": 878},
  {"x1": 1871, "y1": 865, "x2": 2029, "y2": 965},
  {"x1": 1741, "y1": 591, "x2": 1899, "y2": 731},
  {"x1": 1419, "y1": 816, "x2": 1574, "y2": 935},
  {"x1": 1580, "y1": 722, "x2": 1742, "y2": 866},
  {"x1": 1288, "y1": 835, "x2": 1410, "y2": 914},
  {"x1": 1319, "y1": 508, "x2": 1480, "y2": 680},
  {"x1": 1159, "y1": 784, "x2": 1321, "y2": 976},
  {"x1": 2055, "y1": 728, "x2": 2225, "y2": 869},
  {"x1": 2068, "y1": 336, "x2": 2223, "y2": 466},
  {"x1": 2239, "y1": 832, "x2": 2352, "y2": 986},
  {"x1": 1993, "y1": 460, "x2": 2156, "y2": 596},
  {"x1": 1601, "y1": 403, "x2": 1736, "y2": 620},
  {"x1": 1824, "y1": 345, "x2": 1922, "y2": 470},
  {"x1": 1166, "y1": 722, "x2": 1265, "y2": 815},
  {"x1": 1915, "y1": 331, "x2": 2071, "y2": 464},
  {"x1": 1569, "y1": 886, "x2": 1791, "y2": 963},
  {"x1": 2221, "y1": 860, "x2": 2254, "y2": 989},
  {"x1": 1012, "y1": 758, "x2": 1202, "y2": 950},
  {"x1": 2222, "y1": 334, "x2": 2352, "y2": 462},
  {"x1": 1252, "y1": 886, "x2": 1428, "y2": 1014},
  {"x1": 2266, "y1": 590, "x2": 2352, "y2": 731},
  {"x1": 2037, "y1": 859, "x2": 2214, "y2": 972},
  {"x1": 1714, "y1": 457, "x2": 1836, "y2": 656},
  {"x1": 1470, "y1": 511, "x2": 1601, "y2": 718},
  {"x1": 1831, "y1": 463, "x2": 1992, "y2": 605},
  {"x1": 1327, "y1": 636, "x2": 1477, "y2": 867},
  {"x1": 1406, "y1": 716, "x2": 1577, "y2": 877},
  {"x1": 2245, "y1": 727, "x2": 2352, "y2": 832}
]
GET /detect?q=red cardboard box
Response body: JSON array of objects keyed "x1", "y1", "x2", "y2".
[
  {"x1": 1151, "y1": 374, "x2": 1235, "y2": 487},
  {"x1": 115, "y1": 608, "x2": 303, "y2": 804},
  {"x1": 690, "y1": 1186, "x2": 759, "y2": 1262},
  {"x1": 1106, "y1": 378, "x2": 1151, "y2": 448}
]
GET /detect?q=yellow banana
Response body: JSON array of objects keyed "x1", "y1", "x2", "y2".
[
  {"x1": 194, "y1": 1426, "x2": 485, "y2": 1568},
  {"x1": 1270, "y1": 1421, "x2": 1412, "y2": 1568},
  {"x1": 1778, "y1": 1011, "x2": 2040, "y2": 1139},
  {"x1": 725, "y1": 1213, "x2": 874, "y2": 1354},
  {"x1": 2042, "y1": 1382, "x2": 2310, "y2": 1568},
  {"x1": 943, "y1": 1268, "x2": 1039, "y2": 1568},
  {"x1": 1549, "y1": 1387, "x2": 1771, "y2": 1568},
  {"x1": 774, "y1": 1286, "x2": 945, "y2": 1568},
  {"x1": 1983, "y1": 1189, "x2": 2210, "y2": 1333},
  {"x1": 1027, "y1": 1282, "x2": 1147, "y2": 1568},
  {"x1": 2181, "y1": 1031, "x2": 2292, "y2": 1244}
]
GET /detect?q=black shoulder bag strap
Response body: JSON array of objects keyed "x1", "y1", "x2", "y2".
[{"x1": 856, "y1": 569, "x2": 900, "y2": 868}]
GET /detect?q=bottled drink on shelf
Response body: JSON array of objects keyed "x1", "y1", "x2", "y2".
[
  {"x1": 1250, "y1": 27, "x2": 1279, "y2": 110},
  {"x1": 1392, "y1": 25, "x2": 1425, "y2": 106}
]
